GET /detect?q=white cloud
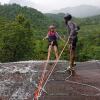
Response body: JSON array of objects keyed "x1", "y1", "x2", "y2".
[
  {"x1": 32, "y1": 0, "x2": 100, "y2": 12},
  {"x1": 0, "y1": 0, "x2": 100, "y2": 12},
  {"x1": 0, "y1": 0, "x2": 9, "y2": 4}
]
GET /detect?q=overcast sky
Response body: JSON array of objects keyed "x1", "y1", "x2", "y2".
[{"x1": 0, "y1": 0, "x2": 100, "y2": 12}]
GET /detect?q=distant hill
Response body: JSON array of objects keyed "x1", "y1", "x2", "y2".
[
  {"x1": 9, "y1": 0, "x2": 36, "y2": 8},
  {"x1": 0, "y1": 4, "x2": 100, "y2": 29},
  {"x1": 9, "y1": 0, "x2": 44, "y2": 12},
  {"x1": 45, "y1": 13, "x2": 65, "y2": 21},
  {"x1": 0, "y1": 4, "x2": 100, "y2": 62},
  {"x1": 0, "y1": 4, "x2": 53, "y2": 29},
  {"x1": 45, "y1": 13, "x2": 100, "y2": 25},
  {"x1": 50, "y1": 5, "x2": 100, "y2": 18}
]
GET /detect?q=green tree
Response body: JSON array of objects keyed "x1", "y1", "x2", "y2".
[{"x1": 0, "y1": 14, "x2": 34, "y2": 62}]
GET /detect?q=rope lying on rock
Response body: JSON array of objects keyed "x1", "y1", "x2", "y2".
[
  {"x1": 33, "y1": 39, "x2": 100, "y2": 100},
  {"x1": 46, "y1": 69, "x2": 100, "y2": 97},
  {"x1": 33, "y1": 40, "x2": 69, "y2": 100}
]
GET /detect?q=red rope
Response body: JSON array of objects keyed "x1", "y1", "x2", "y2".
[{"x1": 33, "y1": 40, "x2": 69, "y2": 100}]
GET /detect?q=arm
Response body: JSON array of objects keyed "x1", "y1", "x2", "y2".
[
  {"x1": 68, "y1": 22, "x2": 76, "y2": 38},
  {"x1": 56, "y1": 32, "x2": 65, "y2": 42},
  {"x1": 43, "y1": 34, "x2": 48, "y2": 40}
]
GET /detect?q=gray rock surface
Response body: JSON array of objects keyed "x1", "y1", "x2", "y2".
[{"x1": 0, "y1": 60, "x2": 100, "y2": 100}]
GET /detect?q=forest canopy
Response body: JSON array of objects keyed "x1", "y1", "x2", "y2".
[{"x1": 0, "y1": 4, "x2": 100, "y2": 62}]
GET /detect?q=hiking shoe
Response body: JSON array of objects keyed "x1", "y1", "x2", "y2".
[
  {"x1": 67, "y1": 66, "x2": 75, "y2": 71},
  {"x1": 67, "y1": 66, "x2": 71, "y2": 71},
  {"x1": 74, "y1": 62, "x2": 76, "y2": 66}
]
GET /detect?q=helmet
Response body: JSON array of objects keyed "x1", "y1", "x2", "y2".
[
  {"x1": 64, "y1": 13, "x2": 72, "y2": 21},
  {"x1": 49, "y1": 25, "x2": 55, "y2": 29}
]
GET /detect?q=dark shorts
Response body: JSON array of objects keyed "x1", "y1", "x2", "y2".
[
  {"x1": 48, "y1": 41, "x2": 58, "y2": 48},
  {"x1": 70, "y1": 37, "x2": 78, "y2": 50}
]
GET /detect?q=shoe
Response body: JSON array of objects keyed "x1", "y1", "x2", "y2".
[
  {"x1": 74, "y1": 62, "x2": 76, "y2": 66},
  {"x1": 67, "y1": 66, "x2": 75, "y2": 71},
  {"x1": 67, "y1": 66, "x2": 71, "y2": 71}
]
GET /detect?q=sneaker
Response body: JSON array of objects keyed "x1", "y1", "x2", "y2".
[
  {"x1": 67, "y1": 66, "x2": 75, "y2": 71},
  {"x1": 74, "y1": 62, "x2": 76, "y2": 66},
  {"x1": 67, "y1": 66, "x2": 71, "y2": 71}
]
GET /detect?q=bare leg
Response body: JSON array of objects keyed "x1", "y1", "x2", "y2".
[
  {"x1": 69, "y1": 45, "x2": 76, "y2": 70},
  {"x1": 53, "y1": 46, "x2": 59, "y2": 60},
  {"x1": 47, "y1": 45, "x2": 52, "y2": 61}
]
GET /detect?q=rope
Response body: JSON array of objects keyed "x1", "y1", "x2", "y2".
[
  {"x1": 39, "y1": 41, "x2": 68, "y2": 97},
  {"x1": 33, "y1": 40, "x2": 68, "y2": 100},
  {"x1": 33, "y1": 59, "x2": 49, "y2": 100},
  {"x1": 45, "y1": 70, "x2": 100, "y2": 97},
  {"x1": 65, "y1": 79, "x2": 100, "y2": 96}
]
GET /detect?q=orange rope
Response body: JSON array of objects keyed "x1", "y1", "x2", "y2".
[{"x1": 33, "y1": 40, "x2": 69, "y2": 100}]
